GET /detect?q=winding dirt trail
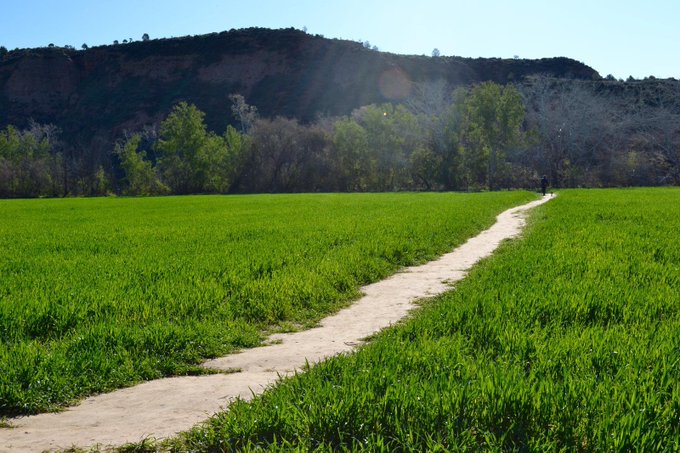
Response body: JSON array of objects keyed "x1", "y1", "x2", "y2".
[{"x1": 1, "y1": 194, "x2": 553, "y2": 452}]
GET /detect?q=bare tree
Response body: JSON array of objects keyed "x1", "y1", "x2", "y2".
[
  {"x1": 229, "y1": 94, "x2": 258, "y2": 134},
  {"x1": 520, "y1": 77, "x2": 619, "y2": 187}
]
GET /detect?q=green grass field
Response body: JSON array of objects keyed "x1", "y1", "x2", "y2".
[
  {"x1": 171, "y1": 188, "x2": 680, "y2": 452},
  {"x1": 0, "y1": 191, "x2": 535, "y2": 416}
]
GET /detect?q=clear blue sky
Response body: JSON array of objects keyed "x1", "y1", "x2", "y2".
[{"x1": 1, "y1": 0, "x2": 678, "y2": 80}]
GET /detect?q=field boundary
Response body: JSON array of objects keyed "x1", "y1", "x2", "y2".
[{"x1": 0, "y1": 194, "x2": 554, "y2": 452}]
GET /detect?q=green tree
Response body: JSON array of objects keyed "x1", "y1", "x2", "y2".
[
  {"x1": 332, "y1": 118, "x2": 372, "y2": 191},
  {"x1": 201, "y1": 131, "x2": 235, "y2": 193},
  {"x1": 115, "y1": 134, "x2": 168, "y2": 195},
  {"x1": 92, "y1": 166, "x2": 111, "y2": 195},
  {"x1": 0, "y1": 125, "x2": 22, "y2": 195},
  {"x1": 353, "y1": 104, "x2": 423, "y2": 190},
  {"x1": 435, "y1": 88, "x2": 469, "y2": 190},
  {"x1": 0, "y1": 123, "x2": 62, "y2": 197},
  {"x1": 156, "y1": 102, "x2": 210, "y2": 193},
  {"x1": 461, "y1": 82, "x2": 525, "y2": 189},
  {"x1": 221, "y1": 125, "x2": 252, "y2": 192},
  {"x1": 156, "y1": 102, "x2": 236, "y2": 194},
  {"x1": 404, "y1": 81, "x2": 466, "y2": 190},
  {"x1": 247, "y1": 117, "x2": 305, "y2": 192},
  {"x1": 409, "y1": 145, "x2": 442, "y2": 190}
]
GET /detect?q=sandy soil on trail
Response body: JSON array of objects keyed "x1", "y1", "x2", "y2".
[{"x1": 0, "y1": 194, "x2": 554, "y2": 453}]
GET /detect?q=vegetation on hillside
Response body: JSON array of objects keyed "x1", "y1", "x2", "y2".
[
  {"x1": 0, "y1": 28, "x2": 599, "y2": 189},
  {"x1": 3, "y1": 76, "x2": 679, "y2": 198},
  {"x1": 2, "y1": 28, "x2": 679, "y2": 197},
  {"x1": 170, "y1": 188, "x2": 680, "y2": 451}
]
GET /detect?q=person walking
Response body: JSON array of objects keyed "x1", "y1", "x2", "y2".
[{"x1": 540, "y1": 175, "x2": 549, "y2": 196}]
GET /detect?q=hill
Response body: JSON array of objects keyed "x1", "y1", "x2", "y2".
[
  {"x1": 7, "y1": 28, "x2": 678, "y2": 196},
  {"x1": 0, "y1": 27, "x2": 598, "y2": 152}
]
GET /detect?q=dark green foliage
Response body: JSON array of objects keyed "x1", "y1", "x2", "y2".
[
  {"x1": 460, "y1": 82, "x2": 525, "y2": 189},
  {"x1": 0, "y1": 123, "x2": 64, "y2": 197},
  {"x1": 115, "y1": 134, "x2": 168, "y2": 195},
  {"x1": 174, "y1": 188, "x2": 680, "y2": 452},
  {"x1": 116, "y1": 103, "x2": 247, "y2": 195}
]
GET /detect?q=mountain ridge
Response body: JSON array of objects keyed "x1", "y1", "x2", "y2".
[{"x1": 0, "y1": 27, "x2": 599, "y2": 142}]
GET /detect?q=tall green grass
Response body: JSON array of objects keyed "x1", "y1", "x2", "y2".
[
  {"x1": 173, "y1": 188, "x2": 680, "y2": 452},
  {"x1": 0, "y1": 192, "x2": 534, "y2": 416}
]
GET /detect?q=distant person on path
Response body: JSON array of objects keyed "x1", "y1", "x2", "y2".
[{"x1": 540, "y1": 175, "x2": 549, "y2": 196}]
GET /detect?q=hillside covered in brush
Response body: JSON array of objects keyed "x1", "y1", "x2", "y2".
[
  {"x1": 1, "y1": 27, "x2": 679, "y2": 197},
  {"x1": 0, "y1": 28, "x2": 597, "y2": 152}
]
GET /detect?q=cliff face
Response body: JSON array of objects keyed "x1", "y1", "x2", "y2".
[{"x1": 0, "y1": 27, "x2": 599, "y2": 148}]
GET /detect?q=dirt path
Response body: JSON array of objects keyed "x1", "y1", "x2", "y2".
[{"x1": 1, "y1": 194, "x2": 553, "y2": 452}]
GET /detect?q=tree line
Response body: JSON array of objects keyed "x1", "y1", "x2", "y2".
[
  {"x1": 113, "y1": 84, "x2": 527, "y2": 195},
  {"x1": 1, "y1": 78, "x2": 679, "y2": 198}
]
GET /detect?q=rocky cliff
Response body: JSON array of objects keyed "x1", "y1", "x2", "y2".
[{"x1": 0, "y1": 27, "x2": 599, "y2": 152}]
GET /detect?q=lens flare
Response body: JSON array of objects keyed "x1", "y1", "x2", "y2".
[{"x1": 378, "y1": 67, "x2": 412, "y2": 100}]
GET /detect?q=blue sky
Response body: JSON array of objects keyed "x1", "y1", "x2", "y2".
[{"x1": 1, "y1": 0, "x2": 678, "y2": 79}]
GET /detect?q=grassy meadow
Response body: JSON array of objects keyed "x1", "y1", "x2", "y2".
[
  {"x1": 170, "y1": 188, "x2": 680, "y2": 452},
  {"x1": 0, "y1": 191, "x2": 535, "y2": 416}
]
